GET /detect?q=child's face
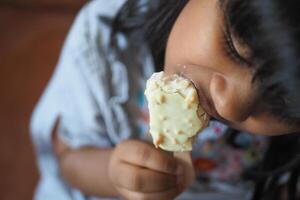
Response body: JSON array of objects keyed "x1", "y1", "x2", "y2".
[{"x1": 164, "y1": 0, "x2": 299, "y2": 135}]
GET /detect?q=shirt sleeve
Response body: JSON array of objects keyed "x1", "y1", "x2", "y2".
[
  {"x1": 56, "y1": 49, "x2": 113, "y2": 149},
  {"x1": 30, "y1": 1, "x2": 114, "y2": 151}
]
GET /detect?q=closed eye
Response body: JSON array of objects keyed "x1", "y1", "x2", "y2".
[{"x1": 222, "y1": 23, "x2": 252, "y2": 66}]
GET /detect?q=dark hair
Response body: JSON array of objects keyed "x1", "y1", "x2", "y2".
[
  {"x1": 108, "y1": 0, "x2": 300, "y2": 199},
  {"x1": 222, "y1": 0, "x2": 300, "y2": 126}
]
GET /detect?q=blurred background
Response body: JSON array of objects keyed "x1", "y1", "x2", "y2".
[{"x1": 0, "y1": 1, "x2": 86, "y2": 199}]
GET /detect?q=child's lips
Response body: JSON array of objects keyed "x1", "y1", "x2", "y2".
[{"x1": 164, "y1": 64, "x2": 228, "y2": 123}]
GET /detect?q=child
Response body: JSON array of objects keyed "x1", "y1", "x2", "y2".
[{"x1": 31, "y1": 0, "x2": 300, "y2": 199}]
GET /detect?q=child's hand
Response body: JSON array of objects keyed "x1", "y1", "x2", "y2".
[{"x1": 108, "y1": 140, "x2": 185, "y2": 200}]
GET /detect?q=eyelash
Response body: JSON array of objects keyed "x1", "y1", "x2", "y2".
[{"x1": 223, "y1": 29, "x2": 251, "y2": 66}]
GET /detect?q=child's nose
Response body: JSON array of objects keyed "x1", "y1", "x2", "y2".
[{"x1": 210, "y1": 72, "x2": 255, "y2": 122}]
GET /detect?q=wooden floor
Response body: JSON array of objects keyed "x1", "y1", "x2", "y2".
[{"x1": 0, "y1": 4, "x2": 82, "y2": 199}]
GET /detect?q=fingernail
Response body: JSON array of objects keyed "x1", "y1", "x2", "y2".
[{"x1": 176, "y1": 165, "x2": 184, "y2": 176}]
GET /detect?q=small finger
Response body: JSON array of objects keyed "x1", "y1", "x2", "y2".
[
  {"x1": 117, "y1": 186, "x2": 180, "y2": 200},
  {"x1": 115, "y1": 161, "x2": 177, "y2": 193},
  {"x1": 117, "y1": 140, "x2": 179, "y2": 175}
]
